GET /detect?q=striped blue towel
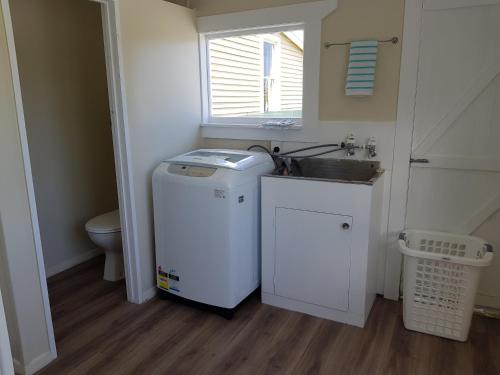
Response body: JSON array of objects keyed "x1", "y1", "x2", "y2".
[{"x1": 345, "y1": 40, "x2": 378, "y2": 96}]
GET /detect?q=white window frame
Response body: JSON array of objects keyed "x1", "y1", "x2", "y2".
[
  {"x1": 261, "y1": 33, "x2": 282, "y2": 114},
  {"x1": 203, "y1": 25, "x2": 303, "y2": 127},
  {"x1": 198, "y1": 0, "x2": 338, "y2": 141}
]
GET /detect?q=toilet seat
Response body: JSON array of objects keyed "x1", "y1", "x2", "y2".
[{"x1": 85, "y1": 210, "x2": 121, "y2": 234}]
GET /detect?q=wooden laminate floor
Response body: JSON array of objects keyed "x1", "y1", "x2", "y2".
[{"x1": 38, "y1": 256, "x2": 500, "y2": 375}]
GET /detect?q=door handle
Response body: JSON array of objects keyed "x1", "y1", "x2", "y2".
[{"x1": 342, "y1": 223, "x2": 350, "y2": 230}]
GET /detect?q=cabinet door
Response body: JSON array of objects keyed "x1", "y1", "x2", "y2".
[{"x1": 274, "y1": 208, "x2": 352, "y2": 311}]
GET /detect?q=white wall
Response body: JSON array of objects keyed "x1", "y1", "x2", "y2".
[
  {"x1": 474, "y1": 209, "x2": 500, "y2": 307},
  {"x1": 118, "y1": 0, "x2": 201, "y2": 296},
  {"x1": 0, "y1": 288, "x2": 14, "y2": 375},
  {"x1": 9, "y1": 0, "x2": 118, "y2": 277},
  {"x1": 0, "y1": 3, "x2": 54, "y2": 372}
]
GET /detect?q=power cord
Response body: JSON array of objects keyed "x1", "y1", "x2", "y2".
[
  {"x1": 247, "y1": 144, "x2": 272, "y2": 154},
  {"x1": 247, "y1": 143, "x2": 359, "y2": 159},
  {"x1": 275, "y1": 145, "x2": 360, "y2": 159},
  {"x1": 279, "y1": 143, "x2": 339, "y2": 156}
]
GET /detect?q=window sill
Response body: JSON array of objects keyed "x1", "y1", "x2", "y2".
[
  {"x1": 201, "y1": 122, "x2": 303, "y2": 130},
  {"x1": 200, "y1": 122, "x2": 304, "y2": 141}
]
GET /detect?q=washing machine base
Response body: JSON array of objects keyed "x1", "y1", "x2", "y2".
[{"x1": 157, "y1": 288, "x2": 259, "y2": 320}]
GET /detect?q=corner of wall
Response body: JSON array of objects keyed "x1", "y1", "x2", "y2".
[{"x1": 13, "y1": 350, "x2": 56, "y2": 375}]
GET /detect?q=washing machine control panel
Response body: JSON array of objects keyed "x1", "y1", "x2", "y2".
[{"x1": 168, "y1": 164, "x2": 217, "y2": 177}]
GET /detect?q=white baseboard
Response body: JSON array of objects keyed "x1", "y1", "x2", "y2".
[
  {"x1": 13, "y1": 358, "x2": 23, "y2": 374},
  {"x1": 261, "y1": 292, "x2": 365, "y2": 328},
  {"x1": 476, "y1": 293, "x2": 500, "y2": 309},
  {"x1": 13, "y1": 350, "x2": 56, "y2": 375},
  {"x1": 45, "y1": 248, "x2": 103, "y2": 278},
  {"x1": 142, "y1": 286, "x2": 158, "y2": 303}
]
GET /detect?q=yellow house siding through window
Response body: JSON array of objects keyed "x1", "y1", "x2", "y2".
[
  {"x1": 209, "y1": 32, "x2": 303, "y2": 118},
  {"x1": 280, "y1": 34, "x2": 303, "y2": 111},
  {"x1": 209, "y1": 35, "x2": 262, "y2": 116}
]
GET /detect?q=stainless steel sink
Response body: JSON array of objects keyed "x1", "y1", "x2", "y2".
[{"x1": 271, "y1": 157, "x2": 384, "y2": 185}]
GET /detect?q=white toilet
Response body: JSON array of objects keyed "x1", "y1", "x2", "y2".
[{"x1": 85, "y1": 209, "x2": 124, "y2": 281}]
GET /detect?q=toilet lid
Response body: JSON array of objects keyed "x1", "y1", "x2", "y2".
[{"x1": 85, "y1": 210, "x2": 121, "y2": 234}]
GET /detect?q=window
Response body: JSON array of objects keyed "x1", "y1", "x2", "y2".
[{"x1": 206, "y1": 28, "x2": 304, "y2": 125}]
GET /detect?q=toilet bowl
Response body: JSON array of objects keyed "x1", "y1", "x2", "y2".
[{"x1": 85, "y1": 210, "x2": 124, "y2": 281}]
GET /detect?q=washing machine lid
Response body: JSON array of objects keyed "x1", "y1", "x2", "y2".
[
  {"x1": 166, "y1": 149, "x2": 271, "y2": 171},
  {"x1": 85, "y1": 210, "x2": 121, "y2": 233}
]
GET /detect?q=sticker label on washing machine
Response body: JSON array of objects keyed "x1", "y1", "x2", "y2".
[
  {"x1": 157, "y1": 267, "x2": 180, "y2": 292},
  {"x1": 157, "y1": 268, "x2": 169, "y2": 291},
  {"x1": 167, "y1": 269, "x2": 180, "y2": 292},
  {"x1": 214, "y1": 189, "x2": 226, "y2": 199}
]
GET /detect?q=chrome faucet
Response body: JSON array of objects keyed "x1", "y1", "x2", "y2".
[
  {"x1": 367, "y1": 136, "x2": 377, "y2": 159},
  {"x1": 345, "y1": 134, "x2": 356, "y2": 156}
]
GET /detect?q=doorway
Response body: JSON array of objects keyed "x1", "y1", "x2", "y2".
[
  {"x1": 10, "y1": 0, "x2": 120, "y2": 279},
  {"x1": 2, "y1": 0, "x2": 141, "y2": 364},
  {"x1": 404, "y1": 1, "x2": 500, "y2": 308},
  {"x1": 385, "y1": 0, "x2": 500, "y2": 306}
]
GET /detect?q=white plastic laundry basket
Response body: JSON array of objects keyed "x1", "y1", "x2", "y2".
[{"x1": 398, "y1": 230, "x2": 493, "y2": 341}]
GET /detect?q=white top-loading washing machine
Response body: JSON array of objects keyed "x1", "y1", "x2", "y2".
[{"x1": 152, "y1": 149, "x2": 275, "y2": 311}]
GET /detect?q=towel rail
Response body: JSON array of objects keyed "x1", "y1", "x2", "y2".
[{"x1": 324, "y1": 36, "x2": 398, "y2": 49}]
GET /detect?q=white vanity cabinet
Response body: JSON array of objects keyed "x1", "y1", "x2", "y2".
[
  {"x1": 261, "y1": 168, "x2": 384, "y2": 328},
  {"x1": 274, "y1": 208, "x2": 352, "y2": 312}
]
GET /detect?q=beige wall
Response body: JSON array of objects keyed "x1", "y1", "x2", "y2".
[
  {"x1": 0, "y1": 4, "x2": 53, "y2": 369},
  {"x1": 320, "y1": 0, "x2": 403, "y2": 121},
  {"x1": 192, "y1": 0, "x2": 404, "y2": 122},
  {"x1": 10, "y1": 0, "x2": 118, "y2": 275},
  {"x1": 193, "y1": 0, "x2": 318, "y2": 16},
  {"x1": 166, "y1": 0, "x2": 190, "y2": 6}
]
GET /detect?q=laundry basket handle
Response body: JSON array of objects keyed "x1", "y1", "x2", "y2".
[{"x1": 484, "y1": 243, "x2": 494, "y2": 253}]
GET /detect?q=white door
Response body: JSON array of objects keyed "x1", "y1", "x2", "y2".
[
  {"x1": 0, "y1": 289, "x2": 14, "y2": 375},
  {"x1": 274, "y1": 208, "x2": 352, "y2": 311},
  {"x1": 406, "y1": 1, "x2": 500, "y2": 307}
]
